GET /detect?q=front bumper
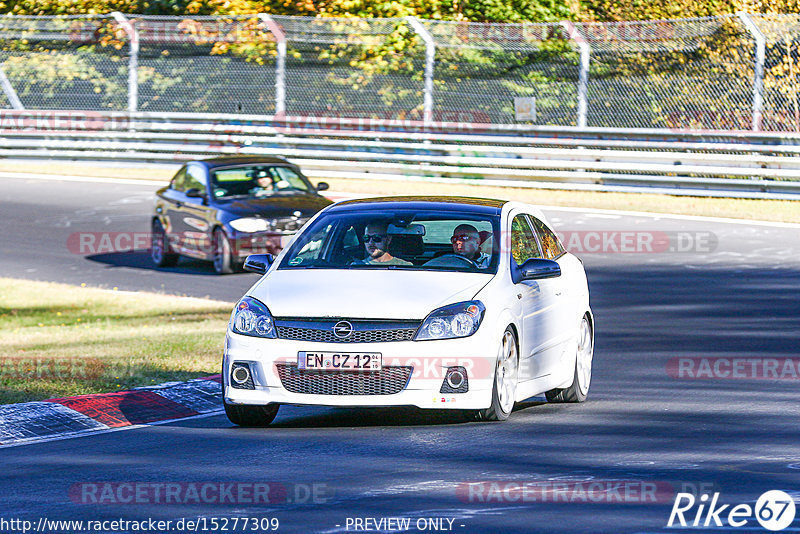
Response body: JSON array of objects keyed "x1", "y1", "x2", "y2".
[{"x1": 223, "y1": 331, "x2": 497, "y2": 410}]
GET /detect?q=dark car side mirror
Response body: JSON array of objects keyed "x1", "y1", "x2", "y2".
[
  {"x1": 243, "y1": 254, "x2": 274, "y2": 275},
  {"x1": 185, "y1": 188, "x2": 205, "y2": 199},
  {"x1": 316, "y1": 182, "x2": 330, "y2": 192},
  {"x1": 512, "y1": 258, "x2": 561, "y2": 283}
]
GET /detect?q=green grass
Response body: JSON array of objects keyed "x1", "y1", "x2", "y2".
[
  {"x1": 3, "y1": 160, "x2": 798, "y2": 223},
  {"x1": 0, "y1": 278, "x2": 232, "y2": 404}
]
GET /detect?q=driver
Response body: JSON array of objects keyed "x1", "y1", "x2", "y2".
[
  {"x1": 451, "y1": 224, "x2": 490, "y2": 268},
  {"x1": 249, "y1": 171, "x2": 274, "y2": 196},
  {"x1": 354, "y1": 221, "x2": 412, "y2": 266}
]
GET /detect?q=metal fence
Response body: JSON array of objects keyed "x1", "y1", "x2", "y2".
[{"x1": 1, "y1": 12, "x2": 800, "y2": 131}]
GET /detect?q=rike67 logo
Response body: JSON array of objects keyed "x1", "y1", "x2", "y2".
[{"x1": 667, "y1": 490, "x2": 796, "y2": 531}]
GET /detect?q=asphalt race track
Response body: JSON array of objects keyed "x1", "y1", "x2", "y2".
[{"x1": 2, "y1": 175, "x2": 800, "y2": 533}]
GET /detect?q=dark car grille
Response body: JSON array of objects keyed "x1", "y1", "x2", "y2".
[
  {"x1": 274, "y1": 318, "x2": 419, "y2": 343},
  {"x1": 276, "y1": 364, "x2": 413, "y2": 396}
]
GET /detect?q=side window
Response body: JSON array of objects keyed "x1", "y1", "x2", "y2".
[
  {"x1": 184, "y1": 165, "x2": 207, "y2": 194},
  {"x1": 170, "y1": 167, "x2": 187, "y2": 192},
  {"x1": 342, "y1": 226, "x2": 359, "y2": 248},
  {"x1": 529, "y1": 216, "x2": 565, "y2": 260},
  {"x1": 510, "y1": 214, "x2": 542, "y2": 266},
  {"x1": 287, "y1": 223, "x2": 332, "y2": 266},
  {"x1": 268, "y1": 166, "x2": 307, "y2": 191}
]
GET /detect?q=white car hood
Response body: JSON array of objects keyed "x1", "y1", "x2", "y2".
[{"x1": 251, "y1": 269, "x2": 492, "y2": 319}]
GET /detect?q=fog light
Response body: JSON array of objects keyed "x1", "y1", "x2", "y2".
[
  {"x1": 441, "y1": 366, "x2": 469, "y2": 394},
  {"x1": 231, "y1": 363, "x2": 255, "y2": 390},
  {"x1": 447, "y1": 369, "x2": 465, "y2": 389}
]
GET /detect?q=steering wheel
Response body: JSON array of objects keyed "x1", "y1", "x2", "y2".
[{"x1": 423, "y1": 253, "x2": 478, "y2": 269}]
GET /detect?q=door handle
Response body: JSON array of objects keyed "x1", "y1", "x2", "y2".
[{"x1": 175, "y1": 201, "x2": 183, "y2": 208}]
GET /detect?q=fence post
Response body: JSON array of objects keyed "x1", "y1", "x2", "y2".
[
  {"x1": 0, "y1": 66, "x2": 23, "y2": 110},
  {"x1": 259, "y1": 14, "x2": 287, "y2": 115},
  {"x1": 405, "y1": 17, "x2": 435, "y2": 127},
  {"x1": 737, "y1": 12, "x2": 766, "y2": 131},
  {"x1": 560, "y1": 21, "x2": 590, "y2": 128},
  {"x1": 111, "y1": 12, "x2": 138, "y2": 114}
]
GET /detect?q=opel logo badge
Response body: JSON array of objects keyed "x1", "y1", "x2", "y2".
[{"x1": 333, "y1": 321, "x2": 353, "y2": 339}]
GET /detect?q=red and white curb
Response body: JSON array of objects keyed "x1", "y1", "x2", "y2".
[{"x1": 0, "y1": 375, "x2": 223, "y2": 447}]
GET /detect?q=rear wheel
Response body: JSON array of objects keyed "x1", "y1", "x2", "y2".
[
  {"x1": 546, "y1": 314, "x2": 593, "y2": 403},
  {"x1": 476, "y1": 327, "x2": 518, "y2": 422},
  {"x1": 151, "y1": 219, "x2": 178, "y2": 267}
]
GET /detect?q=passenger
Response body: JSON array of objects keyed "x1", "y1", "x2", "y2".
[
  {"x1": 355, "y1": 222, "x2": 412, "y2": 266},
  {"x1": 451, "y1": 224, "x2": 491, "y2": 268}
]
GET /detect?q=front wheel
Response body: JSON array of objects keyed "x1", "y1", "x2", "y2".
[
  {"x1": 476, "y1": 327, "x2": 518, "y2": 422},
  {"x1": 222, "y1": 376, "x2": 279, "y2": 427},
  {"x1": 224, "y1": 402, "x2": 280, "y2": 427},
  {"x1": 546, "y1": 314, "x2": 593, "y2": 403},
  {"x1": 212, "y1": 228, "x2": 238, "y2": 274}
]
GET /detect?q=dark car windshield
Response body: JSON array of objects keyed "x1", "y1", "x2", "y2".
[
  {"x1": 278, "y1": 209, "x2": 500, "y2": 274},
  {"x1": 211, "y1": 165, "x2": 315, "y2": 199}
]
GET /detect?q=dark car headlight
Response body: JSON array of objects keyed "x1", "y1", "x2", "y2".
[
  {"x1": 230, "y1": 297, "x2": 277, "y2": 338},
  {"x1": 415, "y1": 301, "x2": 486, "y2": 341}
]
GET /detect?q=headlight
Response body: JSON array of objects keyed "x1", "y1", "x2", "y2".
[
  {"x1": 230, "y1": 297, "x2": 276, "y2": 338},
  {"x1": 229, "y1": 217, "x2": 272, "y2": 233},
  {"x1": 415, "y1": 301, "x2": 485, "y2": 341}
]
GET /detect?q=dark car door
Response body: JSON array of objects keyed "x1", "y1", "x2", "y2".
[
  {"x1": 171, "y1": 164, "x2": 214, "y2": 259},
  {"x1": 157, "y1": 166, "x2": 187, "y2": 253}
]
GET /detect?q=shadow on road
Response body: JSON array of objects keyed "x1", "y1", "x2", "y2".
[{"x1": 85, "y1": 250, "x2": 250, "y2": 276}]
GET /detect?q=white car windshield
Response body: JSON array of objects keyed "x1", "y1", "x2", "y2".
[{"x1": 278, "y1": 210, "x2": 500, "y2": 273}]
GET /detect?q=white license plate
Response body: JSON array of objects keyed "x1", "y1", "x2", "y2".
[{"x1": 298, "y1": 351, "x2": 382, "y2": 371}]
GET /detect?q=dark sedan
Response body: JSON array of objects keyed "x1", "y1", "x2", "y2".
[{"x1": 151, "y1": 156, "x2": 332, "y2": 274}]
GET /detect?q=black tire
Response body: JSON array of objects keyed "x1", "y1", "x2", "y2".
[
  {"x1": 151, "y1": 219, "x2": 178, "y2": 267},
  {"x1": 221, "y1": 372, "x2": 279, "y2": 427},
  {"x1": 546, "y1": 314, "x2": 593, "y2": 403},
  {"x1": 212, "y1": 228, "x2": 238, "y2": 274},
  {"x1": 476, "y1": 327, "x2": 518, "y2": 422},
  {"x1": 224, "y1": 401, "x2": 279, "y2": 427}
]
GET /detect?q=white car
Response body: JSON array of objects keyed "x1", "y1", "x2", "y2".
[{"x1": 222, "y1": 196, "x2": 593, "y2": 426}]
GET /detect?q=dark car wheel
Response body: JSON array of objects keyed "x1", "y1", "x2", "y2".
[
  {"x1": 212, "y1": 228, "x2": 239, "y2": 274},
  {"x1": 151, "y1": 219, "x2": 178, "y2": 267}
]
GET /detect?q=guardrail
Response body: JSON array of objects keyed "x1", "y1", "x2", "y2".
[{"x1": 1, "y1": 110, "x2": 799, "y2": 199}]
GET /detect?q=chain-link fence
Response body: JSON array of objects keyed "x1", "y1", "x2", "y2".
[{"x1": 1, "y1": 12, "x2": 799, "y2": 131}]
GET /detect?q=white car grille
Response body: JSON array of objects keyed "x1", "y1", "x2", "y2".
[{"x1": 276, "y1": 364, "x2": 413, "y2": 395}]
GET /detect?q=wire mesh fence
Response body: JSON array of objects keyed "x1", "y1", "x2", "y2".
[{"x1": 0, "y1": 12, "x2": 799, "y2": 131}]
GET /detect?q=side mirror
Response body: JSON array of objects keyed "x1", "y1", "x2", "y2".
[
  {"x1": 316, "y1": 182, "x2": 330, "y2": 192},
  {"x1": 513, "y1": 258, "x2": 561, "y2": 283},
  {"x1": 243, "y1": 254, "x2": 274, "y2": 275},
  {"x1": 185, "y1": 188, "x2": 205, "y2": 199}
]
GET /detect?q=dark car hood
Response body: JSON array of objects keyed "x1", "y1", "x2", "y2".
[{"x1": 215, "y1": 193, "x2": 333, "y2": 218}]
